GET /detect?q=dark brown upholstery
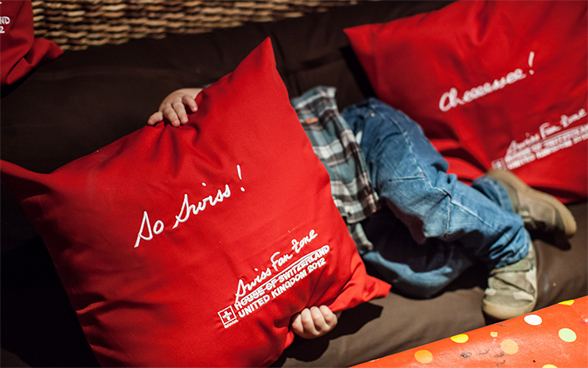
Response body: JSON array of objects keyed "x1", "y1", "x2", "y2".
[{"x1": 2, "y1": 2, "x2": 586, "y2": 367}]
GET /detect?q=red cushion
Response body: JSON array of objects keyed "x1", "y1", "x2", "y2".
[
  {"x1": 1, "y1": 39, "x2": 390, "y2": 367},
  {"x1": 345, "y1": 1, "x2": 587, "y2": 203},
  {"x1": 0, "y1": 0, "x2": 63, "y2": 86}
]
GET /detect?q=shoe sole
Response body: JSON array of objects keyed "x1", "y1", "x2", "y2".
[
  {"x1": 482, "y1": 299, "x2": 537, "y2": 320},
  {"x1": 486, "y1": 169, "x2": 577, "y2": 237}
]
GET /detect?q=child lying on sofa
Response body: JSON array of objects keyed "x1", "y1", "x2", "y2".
[{"x1": 147, "y1": 86, "x2": 576, "y2": 337}]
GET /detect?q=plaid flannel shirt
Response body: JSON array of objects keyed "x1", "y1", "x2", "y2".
[{"x1": 291, "y1": 86, "x2": 380, "y2": 251}]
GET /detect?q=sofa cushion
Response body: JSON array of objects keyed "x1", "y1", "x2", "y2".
[
  {"x1": 2, "y1": 2, "x2": 586, "y2": 367},
  {"x1": 0, "y1": 39, "x2": 390, "y2": 367},
  {"x1": 0, "y1": 0, "x2": 62, "y2": 86},
  {"x1": 345, "y1": 0, "x2": 588, "y2": 203}
]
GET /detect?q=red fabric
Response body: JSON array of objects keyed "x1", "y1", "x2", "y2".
[
  {"x1": 1, "y1": 39, "x2": 390, "y2": 367},
  {"x1": 0, "y1": 0, "x2": 62, "y2": 86},
  {"x1": 345, "y1": 0, "x2": 587, "y2": 203}
]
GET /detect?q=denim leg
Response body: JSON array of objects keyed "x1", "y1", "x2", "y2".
[
  {"x1": 360, "y1": 207, "x2": 474, "y2": 298},
  {"x1": 471, "y1": 176, "x2": 515, "y2": 213},
  {"x1": 342, "y1": 99, "x2": 529, "y2": 295}
]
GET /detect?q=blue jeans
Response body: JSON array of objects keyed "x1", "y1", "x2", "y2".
[{"x1": 342, "y1": 99, "x2": 530, "y2": 298}]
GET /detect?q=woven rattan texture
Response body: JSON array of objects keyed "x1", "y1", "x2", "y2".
[{"x1": 32, "y1": 0, "x2": 362, "y2": 51}]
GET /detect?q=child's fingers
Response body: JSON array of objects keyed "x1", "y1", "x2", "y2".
[
  {"x1": 319, "y1": 306, "x2": 338, "y2": 329},
  {"x1": 148, "y1": 91, "x2": 200, "y2": 127},
  {"x1": 310, "y1": 306, "x2": 330, "y2": 332},
  {"x1": 172, "y1": 101, "x2": 189, "y2": 124},
  {"x1": 291, "y1": 306, "x2": 340, "y2": 339},
  {"x1": 291, "y1": 312, "x2": 304, "y2": 336},
  {"x1": 147, "y1": 112, "x2": 163, "y2": 125},
  {"x1": 161, "y1": 105, "x2": 181, "y2": 127},
  {"x1": 299, "y1": 308, "x2": 318, "y2": 335},
  {"x1": 181, "y1": 94, "x2": 198, "y2": 112}
]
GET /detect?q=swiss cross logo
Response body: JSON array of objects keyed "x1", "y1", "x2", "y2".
[{"x1": 218, "y1": 306, "x2": 238, "y2": 328}]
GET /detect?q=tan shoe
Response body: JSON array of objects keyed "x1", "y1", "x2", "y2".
[
  {"x1": 483, "y1": 242, "x2": 537, "y2": 320},
  {"x1": 486, "y1": 169, "x2": 577, "y2": 238}
]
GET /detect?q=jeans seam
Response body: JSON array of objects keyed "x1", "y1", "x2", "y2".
[
  {"x1": 444, "y1": 188, "x2": 451, "y2": 237},
  {"x1": 450, "y1": 198, "x2": 502, "y2": 232},
  {"x1": 484, "y1": 177, "x2": 514, "y2": 213},
  {"x1": 370, "y1": 102, "x2": 455, "y2": 237},
  {"x1": 365, "y1": 101, "x2": 501, "y2": 238},
  {"x1": 387, "y1": 176, "x2": 427, "y2": 181},
  {"x1": 370, "y1": 104, "x2": 426, "y2": 180},
  {"x1": 494, "y1": 230, "x2": 530, "y2": 268}
]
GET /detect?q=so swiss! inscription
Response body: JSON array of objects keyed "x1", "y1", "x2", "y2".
[
  {"x1": 133, "y1": 165, "x2": 245, "y2": 248},
  {"x1": 128, "y1": 164, "x2": 331, "y2": 330}
]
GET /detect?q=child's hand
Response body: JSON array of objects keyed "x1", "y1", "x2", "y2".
[
  {"x1": 147, "y1": 88, "x2": 203, "y2": 127},
  {"x1": 291, "y1": 306, "x2": 341, "y2": 339}
]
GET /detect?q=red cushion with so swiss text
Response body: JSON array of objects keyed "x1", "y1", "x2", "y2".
[
  {"x1": 345, "y1": 0, "x2": 587, "y2": 202},
  {"x1": 0, "y1": 39, "x2": 390, "y2": 367}
]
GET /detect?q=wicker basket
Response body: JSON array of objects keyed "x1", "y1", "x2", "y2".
[{"x1": 32, "y1": 0, "x2": 363, "y2": 51}]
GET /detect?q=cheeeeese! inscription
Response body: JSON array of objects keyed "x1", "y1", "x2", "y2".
[{"x1": 438, "y1": 51, "x2": 536, "y2": 112}]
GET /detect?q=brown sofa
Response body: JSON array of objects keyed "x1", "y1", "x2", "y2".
[{"x1": 2, "y1": 1, "x2": 586, "y2": 367}]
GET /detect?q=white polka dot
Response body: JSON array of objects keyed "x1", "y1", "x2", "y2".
[{"x1": 524, "y1": 314, "x2": 542, "y2": 326}]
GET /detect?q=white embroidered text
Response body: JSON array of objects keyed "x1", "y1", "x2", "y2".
[
  {"x1": 133, "y1": 165, "x2": 244, "y2": 248},
  {"x1": 439, "y1": 51, "x2": 536, "y2": 112}
]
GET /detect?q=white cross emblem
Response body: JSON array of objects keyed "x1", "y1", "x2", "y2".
[{"x1": 218, "y1": 306, "x2": 238, "y2": 328}]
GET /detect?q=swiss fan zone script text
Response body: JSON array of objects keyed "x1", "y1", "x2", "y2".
[
  {"x1": 491, "y1": 108, "x2": 587, "y2": 170},
  {"x1": 218, "y1": 229, "x2": 330, "y2": 329}
]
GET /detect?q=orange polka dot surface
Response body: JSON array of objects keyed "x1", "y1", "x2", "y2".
[{"x1": 353, "y1": 296, "x2": 587, "y2": 368}]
